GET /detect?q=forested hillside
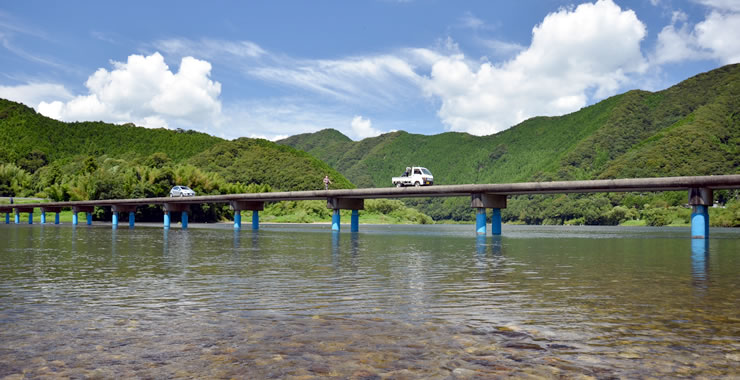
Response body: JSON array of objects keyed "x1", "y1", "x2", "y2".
[
  {"x1": 0, "y1": 99, "x2": 355, "y2": 222},
  {"x1": 280, "y1": 64, "x2": 740, "y2": 226}
]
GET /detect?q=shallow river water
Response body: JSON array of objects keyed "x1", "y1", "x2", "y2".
[{"x1": 0, "y1": 223, "x2": 738, "y2": 379}]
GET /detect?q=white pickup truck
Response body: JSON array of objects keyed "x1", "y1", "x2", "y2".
[{"x1": 392, "y1": 167, "x2": 434, "y2": 187}]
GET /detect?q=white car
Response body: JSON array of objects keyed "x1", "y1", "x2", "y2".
[{"x1": 169, "y1": 185, "x2": 196, "y2": 197}]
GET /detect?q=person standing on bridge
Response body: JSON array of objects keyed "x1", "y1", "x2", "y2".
[{"x1": 323, "y1": 175, "x2": 332, "y2": 190}]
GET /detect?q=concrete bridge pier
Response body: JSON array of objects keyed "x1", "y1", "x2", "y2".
[
  {"x1": 72, "y1": 206, "x2": 95, "y2": 226},
  {"x1": 689, "y1": 188, "x2": 712, "y2": 239},
  {"x1": 39, "y1": 206, "x2": 62, "y2": 225},
  {"x1": 111, "y1": 205, "x2": 137, "y2": 229},
  {"x1": 163, "y1": 203, "x2": 190, "y2": 229},
  {"x1": 327, "y1": 198, "x2": 364, "y2": 232},
  {"x1": 230, "y1": 201, "x2": 264, "y2": 230},
  {"x1": 13, "y1": 207, "x2": 34, "y2": 224},
  {"x1": 471, "y1": 193, "x2": 507, "y2": 236}
]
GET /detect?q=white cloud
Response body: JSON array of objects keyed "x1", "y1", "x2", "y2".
[
  {"x1": 423, "y1": 0, "x2": 648, "y2": 135},
  {"x1": 248, "y1": 54, "x2": 423, "y2": 107},
  {"x1": 155, "y1": 38, "x2": 265, "y2": 60},
  {"x1": 654, "y1": 7, "x2": 740, "y2": 65},
  {"x1": 0, "y1": 83, "x2": 73, "y2": 109},
  {"x1": 37, "y1": 52, "x2": 222, "y2": 129},
  {"x1": 692, "y1": 0, "x2": 740, "y2": 12},
  {"x1": 350, "y1": 116, "x2": 382, "y2": 139}
]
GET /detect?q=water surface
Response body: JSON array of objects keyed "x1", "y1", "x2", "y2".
[{"x1": 1, "y1": 224, "x2": 738, "y2": 378}]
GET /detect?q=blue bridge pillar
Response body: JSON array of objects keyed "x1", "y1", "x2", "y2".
[
  {"x1": 471, "y1": 193, "x2": 507, "y2": 236},
  {"x1": 351, "y1": 209, "x2": 359, "y2": 232},
  {"x1": 163, "y1": 203, "x2": 190, "y2": 229},
  {"x1": 229, "y1": 201, "x2": 264, "y2": 231},
  {"x1": 164, "y1": 212, "x2": 171, "y2": 229},
  {"x1": 41, "y1": 207, "x2": 62, "y2": 225},
  {"x1": 327, "y1": 198, "x2": 364, "y2": 233},
  {"x1": 332, "y1": 209, "x2": 341, "y2": 231},
  {"x1": 5, "y1": 212, "x2": 8, "y2": 224},
  {"x1": 234, "y1": 211, "x2": 241, "y2": 230},
  {"x1": 689, "y1": 188, "x2": 712, "y2": 239},
  {"x1": 475, "y1": 208, "x2": 486, "y2": 235},
  {"x1": 112, "y1": 205, "x2": 137, "y2": 228},
  {"x1": 72, "y1": 206, "x2": 94, "y2": 226},
  {"x1": 40, "y1": 211, "x2": 46, "y2": 224},
  {"x1": 55, "y1": 212, "x2": 60, "y2": 224},
  {"x1": 491, "y1": 208, "x2": 502, "y2": 236},
  {"x1": 252, "y1": 211, "x2": 259, "y2": 230},
  {"x1": 14, "y1": 207, "x2": 34, "y2": 225}
]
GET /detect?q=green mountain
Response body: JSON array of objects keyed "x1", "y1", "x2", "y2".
[
  {"x1": 0, "y1": 99, "x2": 354, "y2": 197},
  {"x1": 279, "y1": 64, "x2": 740, "y2": 188}
]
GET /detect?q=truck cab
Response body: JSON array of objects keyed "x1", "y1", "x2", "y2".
[{"x1": 392, "y1": 167, "x2": 434, "y2": 187}]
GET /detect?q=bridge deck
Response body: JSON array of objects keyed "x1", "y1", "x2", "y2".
[{"x1": 1, "y1": 175, "x2": 739, "y2": 210}]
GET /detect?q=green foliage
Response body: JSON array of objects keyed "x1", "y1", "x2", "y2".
[
  {"x1": 0, "y1": 163, "x2": 33, "y2": 196},
  {"x1": 187, "y1": 138, "x2": 354, "y2": 191},
  {"x1": 279, "y1": 64, "x2": 740, "y2": 226},
  {"x1": 0, "y1": 100, "x2": 222, "y2": 164},
  {"x1": 261, "y1": 198, "x2": 433, "y2": 224}
]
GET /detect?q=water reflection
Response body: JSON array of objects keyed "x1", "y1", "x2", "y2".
[
  {"x1": 232, "y1": 229, "x2": 240, "y2": 249},
  {"x1": 476, "y1": 235, "x2": 504, "y2": 256},
  {"x1": 691, "y1": 239, "x2": 709, "y2": 289},
  {"x1": 1, "y1": 225, "x2": 739, "y2": 379}
]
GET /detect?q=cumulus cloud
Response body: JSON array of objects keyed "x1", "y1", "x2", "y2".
[
  {"x1": 350, "y1": 116, "x2": 383, "y2": 139},
  {"x1": 423, "y1": 0, "x2": 647, "y2": 135},
  {"x1": 38, "y1": 52, "x2": 222, "y2": 129},
  {"x1": 654, "y1": 3, "x2": 740, "y2": 65}
]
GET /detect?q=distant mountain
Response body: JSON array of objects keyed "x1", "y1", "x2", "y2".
[
  {"x1": 0, "y1": 99, "x2": 353, "y2": 192},
  {"x1": 279, "y1": 64, "x2": 740, "y2": 188}
]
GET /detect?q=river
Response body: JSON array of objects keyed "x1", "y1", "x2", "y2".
[{"x1": 1, "y1": 223, "x2": 738, "y2": 378}]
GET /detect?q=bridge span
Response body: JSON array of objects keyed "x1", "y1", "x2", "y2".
[{"x1": 2, "y1": 175, "x2": 739, "y2": 239}]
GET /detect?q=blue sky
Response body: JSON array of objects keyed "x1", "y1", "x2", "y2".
[{"x1": 1, "y1": 0, "x2": 738, "y2": 141}]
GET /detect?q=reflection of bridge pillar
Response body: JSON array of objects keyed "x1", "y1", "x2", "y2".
[
  {"x1": 691, "y1": 239, "x2": 709, "y2": 282},
  {"x1": 689, "y1": 188, "x2": 712, "y2": 239},
  {"x1": 471, "y1": 193, "x2": 507, "y2": 236},
  {"x1": 327, "y1": 198, "x2": 364, "y2": 233},
  {"x1": 230, "y1": 201, "x2": 264, "y2": 230}
]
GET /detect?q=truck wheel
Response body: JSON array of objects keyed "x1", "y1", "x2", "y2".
[
  {"x1": 396, "y1": 183, "x2": 402, "y2": 188},
  {"x1": 414, "y1": 182, "x2": 420, "y2": 187}
]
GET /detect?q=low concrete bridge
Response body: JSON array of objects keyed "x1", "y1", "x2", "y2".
[{"x1": 2, "y1": 175, "x2": 739, "y2": 239}]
